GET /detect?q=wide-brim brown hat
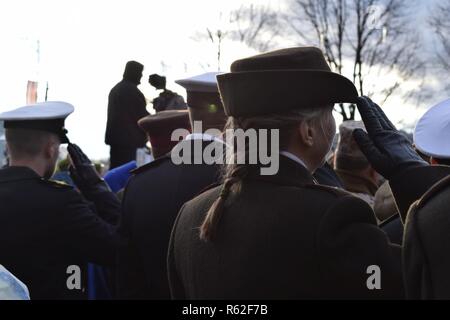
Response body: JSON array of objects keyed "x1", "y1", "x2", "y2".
[{"x1": 217, "y1": 47, "x2": 358, "y2": 117}]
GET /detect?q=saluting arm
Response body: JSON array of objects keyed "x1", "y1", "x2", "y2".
[
  {"x1": 68, "y1": 143, "x2": 120, "y2": 225},
  {"x1": 353, "y1": 97, "x2": 450, "y2": 221}
]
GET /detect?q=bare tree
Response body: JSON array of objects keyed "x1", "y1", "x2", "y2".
[
  {"x1": 206, "y1": 28, "x2": 228, "y2": 71},
  {"x1": 192, "y1": 4, "x2": 281, "y2": 70},
  {"x1": 429, "y1": 1, "x2": 450, "y2": 73},
  {"x1": 229, "y1": 4, "x2": 281, "y2": 52},
  {"x1": 287, "y1": 0, "x2": 425, "y2": 120},
  {"x1": 191, "y1": 11, "x2": 229, "y2": 71}
]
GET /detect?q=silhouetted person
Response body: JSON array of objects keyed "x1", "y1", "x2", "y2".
[
  {"x1": 149, "y1": 74, "x2": 187, "y2": 112},
  {"x1": 105, "y1": 61, "x2": 149, "y2": 169}
]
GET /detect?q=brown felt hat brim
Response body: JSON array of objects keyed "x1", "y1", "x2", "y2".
[{"x1": 217, "y1": 70, "x2": 359, "y2": 117}]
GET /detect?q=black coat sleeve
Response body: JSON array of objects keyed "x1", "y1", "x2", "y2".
[
  {"x1": 317, "y1": 195, "x2": 404, "y2": 299},
  {"x1": 389, "y1": 165, "x2": 450, "y2": 221},
  {"x1": 116, "y1": 182, "x2": 149, "y2": 299},
  {"x1": 167, "y1": 204, "x2": 186, "y2": 300},
  {"x1": 59, "y1": 189, "x2": 123, "y2": 266},
  {"x1": 85, "y1": 188, "x2": 121, "y2": 226}
]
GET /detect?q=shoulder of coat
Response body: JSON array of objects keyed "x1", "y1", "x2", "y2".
[
  {"x1": 130, "y1": 155, "x2": 170, "y2": 175},
  {"x1": 39, "y1": 179, "x2": 73, "y2": 190},
  {"x1": 416, "y1": 174, "x2": 450, "y2": 209},
  {"x1": 304, "y1": 183, "x2": 353, "y2": 198}
]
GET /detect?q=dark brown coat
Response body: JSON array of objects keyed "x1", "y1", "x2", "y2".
[
  {"x1": 168, "y1": 156, "x2": 409, "y2": 299},
  {"x1": 403, "y1": 173, "x2": 450, "y2": 299}
]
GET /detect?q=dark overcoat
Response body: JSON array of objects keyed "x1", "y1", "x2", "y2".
[
  {"x1": 105, "y1": 79, "x2": 148, "y2": 148},
  {"x1": 116, "y1": 139, "x2": 222, "y2": 299},
  {"x1": 403, "y1": 173, "x2": 450, "y2": 299},
  {"x1": 0, "y1": 166, "x2": 122, "y2": 299}
]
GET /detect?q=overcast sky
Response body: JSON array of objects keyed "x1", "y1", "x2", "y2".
[{"x1": 0, "y1": 0, "x2": 446, "y2": 159}]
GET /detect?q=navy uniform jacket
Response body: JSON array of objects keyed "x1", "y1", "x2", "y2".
[
  {"x1": 168, "y1": 157, "x2": 450, "y2": 299},
  {"x1": 0, "y1": 166, "x2": 122, "y2": 299},
  {"x1": 116, "y1": 139, "x2": 222, "y2": 299}
]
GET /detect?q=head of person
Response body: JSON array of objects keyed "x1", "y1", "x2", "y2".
[
  {"x1": 414, "y1": 98, "x2": 450, "y2": 166},
  {"x1": 138, "y1": 110, "x2": 191, "y2": 158},
  {"x1": 334, "y1": 120, "x2": 382, "y2": 186},
  {"x1": 123, "y1": 60, "x2": 144, "y2": 85},
  {"x1": 149, "y1": 74, "x2": 167, "y2": 90},
  {"x1": 200, "y1": 47, "x2": 358, "y2": 241},
  {"x1": 6, "y1": 129, "x2": 60, "y2": 179},
  {"x1": 176, "y1": 72, "x2": 227, "y2": 132},
  {"x1": 0, "y1": 102, "x2": 74, "y2": 179}
]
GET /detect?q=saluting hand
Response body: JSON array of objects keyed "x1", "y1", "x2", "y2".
[
  {"x1": 68, "y1": 143, "x2": 111, "y2": 199},
  {"x1": 352, "y1": 96, "x2": 427, "y2": 180}
]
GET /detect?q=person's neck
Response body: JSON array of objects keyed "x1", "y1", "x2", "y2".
[{"x1": 9, "y1": 159, "x2": 47, "y2": 178}]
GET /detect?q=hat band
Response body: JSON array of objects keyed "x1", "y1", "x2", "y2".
[{"x1": 4, "y1": 119, "x2": 69, "y2": 143}]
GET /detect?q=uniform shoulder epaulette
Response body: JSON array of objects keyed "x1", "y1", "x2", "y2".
[
  {"x1": 40, "y1": 179, "x2": 73, "y2": 189},
  {"x1": 305, "y1": 183, "x2": 352, "y2": 197},
  {"x1": 416, "y1": 174, "x2": 450, "y2": 209},
  {"x1": 130, "y1": 155, "x2": 170, "y2": 175}
]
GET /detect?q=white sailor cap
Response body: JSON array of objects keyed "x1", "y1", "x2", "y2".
[
  {"x1": 175, "y1": 72, "x2": 222, "y2": 93},
  {"x1": 414, "y1": 98, "x2": 450, "y2": 159},
  {"x1": 175, "y1": 72, "x2": 225, "y2": 113},
  {"x1": 0, "y1": 101, "x2": 74, "y2": 143}
]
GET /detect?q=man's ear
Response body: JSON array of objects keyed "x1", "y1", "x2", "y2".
[
  {"x1": 297, "y1": 121, "x2": 314, "y2": 147},
  {"x1": 44, "y1": 140, "x2": 59, "y2": 160},
  {"x1": 43, "y1": 141, "x2": 53, "y2": 159}
]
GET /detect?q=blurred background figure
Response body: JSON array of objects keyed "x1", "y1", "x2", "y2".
[
  {"x1": 0, "y1": 121, "x2": 6, "y2": 167},
  {"x1": 52, "y1": 157, "x2": 75, "y2": 186},
  {"x1": 313, "y1": 137, "x2": 344, "y2": 188},
  {"x1": 374, "y1": 181, "x2": 398, "y2": 222},
  {"x1": 334, "y1": 121, "x2": 382, "y2": 208},
  {"x1": 105, "y1": 61, "x2": 149, "y2": 169},
  {"x1": 414, "y1": 98, "x2": 450, "y2": 166},
  {"x1": 149, "y1": 74, "x2": 187, "y2": 112},
  {"x1": 138, "y1": 110, "x2": 191, "y2": 158}
]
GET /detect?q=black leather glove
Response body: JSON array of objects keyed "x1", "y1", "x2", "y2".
[
  {"x1": 352, "y1": 96, "x2": 427, "y2": 179},
  {"x1": 68, "y1": 143, "x2": 112, "y2": 200}
]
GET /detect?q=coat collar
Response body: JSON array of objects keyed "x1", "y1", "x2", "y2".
[
  {"x1": 0, "y1": 166, "x2": 41, "y2": 184},
  {"x1": 247, "y1": 154, "x2": 316, "y2": 187}
]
